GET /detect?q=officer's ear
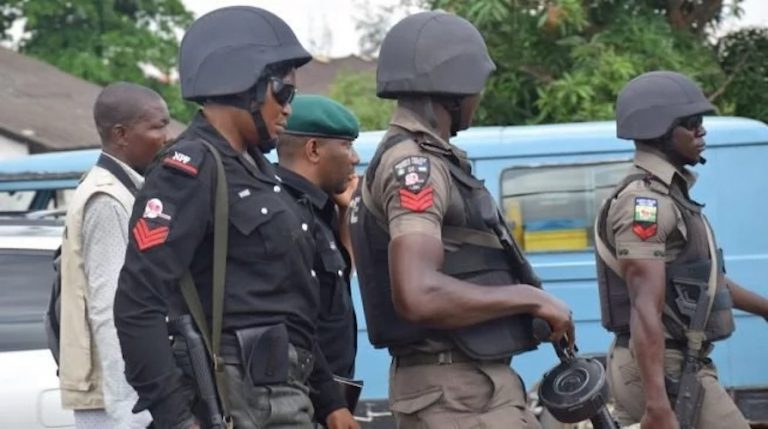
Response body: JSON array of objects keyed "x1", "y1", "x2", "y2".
[
  {"x1": 305, "y1": 137, "x2": 322, "y2": 164},
  {"x1": 111, "y1": 124, "x2": 129, "y2": 148}
]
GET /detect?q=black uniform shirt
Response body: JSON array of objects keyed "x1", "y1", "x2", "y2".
[
  {"x1": 275, "y1": 166, "x2": 357, "y2": 375},
  {"x1": 275, "y1": 165, "x2": 357, "y2": 417},
  {"x1": 114, "y1": 112, "x2": 338, "y2": 427}
]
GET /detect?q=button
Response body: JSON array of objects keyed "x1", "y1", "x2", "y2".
[
  {"x1": 330, "y1": 242, "x2": 337, "y2": 250},
  {"x1": 301, "y1": 223, "x2": 308, "y2": 231},
  {"x1": 274, "y1": 174, "x2": 282, "y2": 182},
  {"x1": 337, "y1": 270, "x2": 343, "y2": 277},
  {"x1": 311, "y1": 269, "x2": 317, "y2": 277},
  {"x1": 260, "y1": 207, "x2": 268, "y2": 215},
  {"x1": 273, "y1": 185, "x2": 281, "y2": 193}
]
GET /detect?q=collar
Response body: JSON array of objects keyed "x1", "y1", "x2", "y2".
[
  {"x1": 187, "y1": 111, "x2": 244, "y2": 159},
  {"x1": 188, "y1": 111, "x2": 279, "y2": 184},
  {"x1": 101, "y1": 152, "x2": 144, "y2": 188},
  {"x1": 389, "y1": 106, "x2": 469, "y2": 161},
  {"x1": 273, "y1": 164, "x2": 330, "y2": 211},
  {"x1": 634, "y1": 144, "x2": 697, "y2": 189}
]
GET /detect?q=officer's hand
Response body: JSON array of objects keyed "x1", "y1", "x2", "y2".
[
  {"x1": 325, "y1": 407, "x2": 360, "y2": 429},
  {"x1": 332, "y1": 174, "x2": 360, "y2": 209},
  {"x1": 641, "y1": 403, "x2": 679, "y2": 429},
  {"x1": 533, "y1": 293, "x2": 575, "y2": 352}
]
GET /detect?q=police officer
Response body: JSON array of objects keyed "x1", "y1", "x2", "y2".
[
  {"x1": 275, "y1": 94, "x2": 361, "y2": 427},
  {"x1": 348, "y1": 11, "x2": 574, "y2": 429},
  {"x1": 595, "y1": 70, "x2": 768, "y2": 429},
  {"x1": 114, "y1": 7, "x2": 346, "y2": 429}
]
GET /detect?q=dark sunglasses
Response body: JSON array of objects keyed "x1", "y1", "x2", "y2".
[
  {"x1": 269, "y1": 77, "x2": 296, "y2": 106},
  {"x1": 676, "y1": 114, "x2": 704, "y2": 132}
]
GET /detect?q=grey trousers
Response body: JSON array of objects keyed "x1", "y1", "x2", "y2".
[{"x1": 221, "y1": 344, "x2": 314, "y2": 429}]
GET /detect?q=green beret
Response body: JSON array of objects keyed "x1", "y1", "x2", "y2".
[{"x1": 285, "y1": 94, "x2": 360, "y2": 140}]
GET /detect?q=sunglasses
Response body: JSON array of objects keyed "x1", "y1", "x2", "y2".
[
  {"x1": 676, "y1": 114, "x2": 704, "y2": 132},
  {"x1": 269, "y1": 77, "x2": 296, "y2": 106}
]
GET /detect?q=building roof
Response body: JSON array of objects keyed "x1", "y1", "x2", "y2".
[
  {"x1": 0, "y1": 47, "x2": 185, "y2": 153},
  {"x1": 295, "y1": 55, "x2": 376, "y2": 95}
]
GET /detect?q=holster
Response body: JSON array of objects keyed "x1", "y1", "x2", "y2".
[
  {"x1": 235, "y1": 324, "x2": 290, "y2": 386},
  {"x1": 168, "y1": 315, "x2": 226, "y2": 429}
]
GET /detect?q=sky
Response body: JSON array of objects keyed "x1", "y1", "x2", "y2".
[{"x1": 181, "y1": 0, "x2": 768, "y2": 58}]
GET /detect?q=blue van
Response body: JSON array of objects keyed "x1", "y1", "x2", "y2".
[{"x1": 2, "y1": 116, "x2": 767, "y2": 425}]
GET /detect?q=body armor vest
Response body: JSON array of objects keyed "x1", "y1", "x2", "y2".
[
  {"x1": 350, "y1": 132, "x2": 541, "y2": 360},
  {"x1": 596, "y1": 171, "x2": 735, "y2": 342}
]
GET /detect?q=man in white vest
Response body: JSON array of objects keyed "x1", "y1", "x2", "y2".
[{"x1": 60, "y1": 82, "x2": 170, "y2": 428}]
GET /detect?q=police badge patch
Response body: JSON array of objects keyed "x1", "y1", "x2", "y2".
[
  {"x1": 393, "y1": 156, "x2": 433, "y2": 212},
  {"x1": 632, "y1": 197, "x2": 658, "y2": 240}
]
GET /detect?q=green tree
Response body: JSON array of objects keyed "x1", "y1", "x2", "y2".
[
  {"x1": 351, "y1": 0, "x2": 761, "y2": 127},
  {"x1": 328, "y1": 70, "x2": 394, "y2": 131},
  {"x1": 430, "y1": 0, "x2": 739, "y2": 125},
  {"x1": 715, "y1": 27, "x2": 768, "y2": 123},
  {"x1": 0, "y1": 0, "x2": 196, "y2": 122}
]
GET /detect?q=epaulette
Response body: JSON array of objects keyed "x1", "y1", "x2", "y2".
[
  {"x1": 641, "y1": 174, "x2": 671, "y2": 196},
  {"x1": 159, "y1": 139, "x2": 207, "y2": 177}
]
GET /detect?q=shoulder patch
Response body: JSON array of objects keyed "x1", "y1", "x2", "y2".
[
  {"x1": 162, "y1": 148, "x2": 202, "y2": 176},
  {"x1": 393, "y1": 155, "x2": 433, "y2": 212},
  {"x1": 632, "y1": 197, "x2": 658, "y2": 240},
  {"x1": 393, "y1": 156, "x2": 430, "y2": 193}
]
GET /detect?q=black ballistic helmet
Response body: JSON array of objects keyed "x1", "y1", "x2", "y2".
[
  {"x1": 376, "y1": 11, "x2": 496, "y2": 99},
  {"x1": 616, "y1": 71, "x2": 715, "y2": 140},
  {"x1": 179, "y1": 6, "x2": 312, "y2": 102}
]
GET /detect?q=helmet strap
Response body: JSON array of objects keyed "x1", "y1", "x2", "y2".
[
  {"x1": 424, "y1": 99, "x2": 440, "y2": 132},
  {"x1": 248, "y1": 81, "x2": 278, "y2": 153},
  {"x1": 443, "y1": 98, "x2": 463, "y2": 137}
]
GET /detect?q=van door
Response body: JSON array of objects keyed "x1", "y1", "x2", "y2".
[{"x1": 472, "y1": 153, "x2": 634, "y2": 387}]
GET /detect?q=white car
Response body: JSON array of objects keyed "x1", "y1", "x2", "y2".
[{"x1": 0, "y1": 219, "x2": 74, "y2": 428}]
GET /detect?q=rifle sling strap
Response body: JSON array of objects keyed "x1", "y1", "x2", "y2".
[{"x1": 178, "y1": 140, "x2": 232, "y2": 423}]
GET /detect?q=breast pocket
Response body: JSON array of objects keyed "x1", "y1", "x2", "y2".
[
  {"x1": 318, "y1": 245, "x2": 350, "y2": 317},
  {"x1": 229, "y1": 194, "x2": 298, "y2": 260}
]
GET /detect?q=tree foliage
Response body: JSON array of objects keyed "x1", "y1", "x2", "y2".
[
  {"x1": 328, "y1": 70, "x2": 394, "y2": 131},
  {"x1": 715, "y1": 27, "x2": 768, "y2": 123},
  {"x1": 348, "y1": 0, "x2": 766, "y2": 128},
  {"x1": 0, "y1": 0, "x2": 196, "y2": 122}
]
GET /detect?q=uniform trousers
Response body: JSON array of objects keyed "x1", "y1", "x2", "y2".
[
  {"x1": 607, "y1": 338, "x2": 749, "y2": 429},
  {"x1": 222, "y1": 344, "x2": 314, "y2": 429},
  {"x1": 388, "y1": 356, "x2": 540, "y2": 429}
]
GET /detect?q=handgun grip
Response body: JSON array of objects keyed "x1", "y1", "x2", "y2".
[{"x1": 168, "y1": 316, "x2": 225, "y2": 428}]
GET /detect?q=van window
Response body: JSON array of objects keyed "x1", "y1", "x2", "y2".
[
  {"x1": 0, "y1": 249, "x2": 54, "y2": 351},
  {"x1": 500, "y1": 161, "x2": 632, "y2": 252}
]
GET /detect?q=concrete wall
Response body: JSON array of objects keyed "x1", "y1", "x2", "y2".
[{"x1": 0, "y1": 134, "x2": 29, "y2": 160}]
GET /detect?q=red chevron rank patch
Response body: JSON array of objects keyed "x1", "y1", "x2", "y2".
[
  {"x1": 399, "y1": 186, "x2": 434, "y2": 212},
  {"x1": 632, "y1": 222, "x2": 658, "y2": 241},
  {"x1": 132, "y1": 218, "x2": 169, "y2": 251}
]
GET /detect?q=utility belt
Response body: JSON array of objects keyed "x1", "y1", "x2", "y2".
[
  {"x1": 172, "y1": 322, "x2": 314, "y2": 388},
  {"x1": 614, "y1": 333, "x2": 713, "y2": 357},
  {"x1": 393, "y1": 348, "x2": 512, "y2": 368}
]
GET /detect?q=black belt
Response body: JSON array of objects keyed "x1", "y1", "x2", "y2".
[
  {"x1": 615, "y1": 333, "x2": 711, "y2": 352},
  {"x1": 218, "y1": 332, "x2": 314, "y2": 382},
  {"x1": 394, "y1": 349, "x2": 511, "y2": 368}
]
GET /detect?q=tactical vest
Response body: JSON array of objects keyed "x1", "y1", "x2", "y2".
[
  {"x1": 350, "y1": 131, "x2": 540, "y2": 360},
  {"x1": 595, "y1": 171, "x2": 735, "y2": 342}
]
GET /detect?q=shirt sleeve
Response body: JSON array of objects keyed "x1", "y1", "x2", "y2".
[
  {"x1": 82, "y1": 194, "x2": 153, "y2": 428},
  {"x1": 114, "y1": 142, "x2": 212, "y2": 428},
  {"x1": 308, "y1": 341, "x2": 348, "y2": 423},
  {"x1": 372, "y1": 140, "x2": 452, "y2": 240},
  {"x1": 608, "y1": 186, "x2": 683, "y2": 260}
]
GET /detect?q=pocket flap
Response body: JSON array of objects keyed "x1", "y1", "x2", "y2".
[
  {"x1": 390, "y1": 387, "x2": 443, "y2": 415},
  {"x1": 230, "y1": 194, "x2": 286, "y2": 236}
]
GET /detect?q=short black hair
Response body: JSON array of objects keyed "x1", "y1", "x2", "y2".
[{"x1": 93, "y1": 82, "x2": 164, "y2": 145}]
